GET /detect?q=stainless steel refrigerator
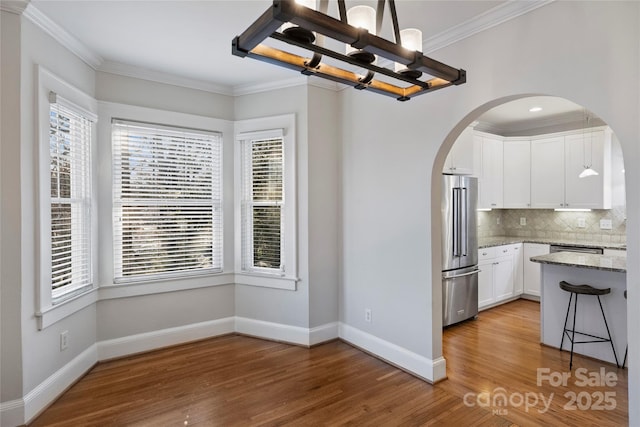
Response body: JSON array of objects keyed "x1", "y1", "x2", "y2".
[{"x1": 442, "y1": 175, "x2": 479, "y2": 327}]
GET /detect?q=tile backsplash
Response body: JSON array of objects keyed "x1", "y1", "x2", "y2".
[{"x1": 478, "y1": 207, "x2": 626, "y2": 244}]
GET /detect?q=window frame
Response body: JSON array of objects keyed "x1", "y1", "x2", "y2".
[
  {"x1": 111, "y1": 119, "x2": 223, "y2": 284},
  {"x1": 36, "y1": 66, "x2": 99, "y2": 330},
  {"x1": 234, "y1": 114, "x2": 298, "y2": 290}
]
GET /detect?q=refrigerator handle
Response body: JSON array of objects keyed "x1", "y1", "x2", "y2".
[
  {"x1": 461, "y1": 187, "x2": 467, "y2": 257},
  {"x1": 452, "y1": 188, "x2": 460, "y2": 257}
]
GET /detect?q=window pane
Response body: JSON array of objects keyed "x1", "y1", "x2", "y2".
[
  {"x1": 252, "y1": 138, "x2": 282, "y2": 201},
  {"x1": 252, "y1": 206, "x2": 281, "y2": 269},
  {"x1": 112, "y1": 120, "x2": 223, "y2": 281},
  {"x1": 49, "y1": 100, "x2": 93, "y2": 300}
]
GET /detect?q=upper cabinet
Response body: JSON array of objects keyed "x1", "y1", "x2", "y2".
[
  {"x1": 530, "y1": 137, "x2": 565, "y2": 208},
  {"x1": 503, "y1": 140, "x2": 531, "y2": 208},
  {"x1": 477, "y1": 134, "x2": 503, "y2": 209},
  {"x1": 443, "y1": 125, "x2": 476, "y2": 175}
]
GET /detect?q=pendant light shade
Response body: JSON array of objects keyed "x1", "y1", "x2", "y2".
[
  {"x1": 578, "y1": 167, "x2": 599, "y2": 178},
  {"x1": 394, "y1": 28, "x2": 423, "y2": 78},
  {"x1": 346, "y1": 5, "x2": 377, "y2": 64}
]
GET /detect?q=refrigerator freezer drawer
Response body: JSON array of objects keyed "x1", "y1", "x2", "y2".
[{"x1": 443, "y1": 267, "x2": 479, "y2": 327}]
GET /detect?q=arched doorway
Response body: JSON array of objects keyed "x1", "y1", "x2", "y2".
[{"x1": 434, "y1": 94, "x2": 628, "y2": 422}]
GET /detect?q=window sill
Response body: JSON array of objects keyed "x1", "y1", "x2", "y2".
[
  {"x1": 234, "y1": 273, "x2": 299, "y2": 290},
  {"x1": 99, "y1": 272, "x2": 235, "y2": 300},
  {"x1": 36, "y1": 287, "x2": 98, "y2": 330}
]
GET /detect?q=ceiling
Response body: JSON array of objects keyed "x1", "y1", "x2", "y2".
[{"x1": 24, "y1": 0, "x2": 587, "y2": 129}]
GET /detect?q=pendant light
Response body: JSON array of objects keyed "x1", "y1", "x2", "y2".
[
  {"x1": 579, "y1": 110, "x2": 599, "y2": 178},
  {"x1": 232, "y1": 0, "x2": 466, "y2": 101}
]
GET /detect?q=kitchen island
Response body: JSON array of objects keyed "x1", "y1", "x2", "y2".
[{"x1": 531, "y1": 252, "x2": 627, "y2": 366}]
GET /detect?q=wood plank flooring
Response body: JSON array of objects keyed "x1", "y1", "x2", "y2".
[{"x1": 30, "y1": 300, "x2": 627, "y2": 426}]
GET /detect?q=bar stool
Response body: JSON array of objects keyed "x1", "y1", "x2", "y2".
[
  {"x1": 559, "y1": 281, "x2": 619, "y2": 369},
  {"x1": 623, "y1": 290, "x2": 628, "y2": 368}
]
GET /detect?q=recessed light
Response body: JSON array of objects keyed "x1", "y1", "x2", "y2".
[{"x1": 529, "y1": 107, "x2": 543, "y2": 112}]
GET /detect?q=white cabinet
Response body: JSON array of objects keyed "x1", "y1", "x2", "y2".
[
  {"x1": 444, "y1": 126, "x2": 476, "y2": 175},
  {"x1": 523, "y1": 243, "x2": 550, "y2": 297},
  {"x1": 512, "y1": 243, "x2": 524, "y2": 295},
  {"x1": 477, "y1": 135, "x2": 503, "y2": 209},
  {"x1": 531, "y1": 137, "x2": 565, "y2": 208},
  {"x1": 503, "y1": 140, "x2": 531, "y2": 208},
  {"x1": 564, "y1": 130, "x2": 611, "y2": 209},
  {"x1": 478, "y1": 245, "x2": 517, "y2": 310}
]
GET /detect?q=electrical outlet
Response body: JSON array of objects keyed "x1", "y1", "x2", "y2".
[
  {"x1": 496, "y1": 217, "x2": 500, "y2": 225},
  {"x1": 520, "y1": 217, "x2": 526, "y2": 226},
  {"x1": 60, "y1": 330, "x2": 69, "y2": 351},
  {"x1": 365, "y1": 308, "x2": 372, "y2": 323},
  {"x1": 600, "y1": 219, "x2": 612, "y2": 230},
  {"x1": 577, "y1": 218, "x2": 586, "y2": 228}
]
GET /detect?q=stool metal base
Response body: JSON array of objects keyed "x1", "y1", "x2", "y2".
[{"x1": 560, "y1": 288, "x2": 620, "y2": 370}]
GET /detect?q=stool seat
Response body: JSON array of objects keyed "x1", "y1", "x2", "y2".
[{"x1": 559, "y1": 281, "x2": 610, "y2": 296}]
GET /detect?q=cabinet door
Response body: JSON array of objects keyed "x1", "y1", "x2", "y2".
[
  {"x1": 478, "y1": 136, "x2": 503, "y2": 209},
  {"x1": 531, "y1": 137, "x2": 565, "y2": 208},
  {"x1": 523, "y1": 243, "x2": 550, "y2": 297},
  {"x1": 444, "y1": 126, "x2": 476, "y2": 175},
  {"x1": 564, "y1": 130, "x2": 610, "y2": 209},
  {"x1": 512, "y1": 244, "x2": 524, "y2": 295},
  {"x1": 478, "y1": 259, "x2": 494, "y2": 309},
  {"x1": 503, "y1": 140, "x2": 531, "y2": 208},
  {"x1": 494, "y1": 256, "x2": 514, "y2": 302}
]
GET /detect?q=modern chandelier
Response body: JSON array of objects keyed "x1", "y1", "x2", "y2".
[{"x1": 232, "y1": 0, "x2": 467, "y2": 101}]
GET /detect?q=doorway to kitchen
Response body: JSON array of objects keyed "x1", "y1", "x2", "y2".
[{"x1": 436, "y1": 94, "x2": 628, "y2": 422}]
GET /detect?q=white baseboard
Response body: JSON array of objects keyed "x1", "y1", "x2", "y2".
[
  {"x1": 0, "y1": 398, "x2": 24, "y2": 427},
  {"x1": 23, "y1": 344, "x2": 98, "y2": 424},
  {"x1": 235, "y1": 318, "x2": 339, "y2": 347},
  {"x1": 97, "y1": 317, "x2": 235, "y2": 361},
  {"x1": 309, "y1": 322, "x2": 340, "y2": 346},
  {"x1": 339, "y1": 323, "x2": 446, "y2": 383}
]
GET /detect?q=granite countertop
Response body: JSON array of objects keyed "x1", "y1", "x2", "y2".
[
  {"x1": 529, "y1": 251, "x2": 627, "y2": 273},
  {"x1": 478, "y1": 236, "x2": 626, "y2": 250}
]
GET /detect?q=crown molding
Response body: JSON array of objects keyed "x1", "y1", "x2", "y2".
[
  {"x1": 98, "y1": 60, "x2": 234, "y2": 96},
  {"x1": 422, "y1": 0, "x2": 555, "y2": 54},
  {"x1": 476, "y1": 111, "x2": 607, "y2": 137},
  {"x1": 22, "y1": 3, "x2": 103, "y2": 68},
  {"x1": 0, "y1": 0, "x2": 29, "y2": 15},
  {"x1": 232, "y1": 75, "x2": 309, "y2": 96}
]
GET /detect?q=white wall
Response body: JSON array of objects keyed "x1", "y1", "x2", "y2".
[
  {"x1": 19, "y1": 15, "x2": 98, "y2": 395},
  {"x1": 340, "y1": 0, "x2": 640, "y2": 408},
  {"x1": 1, "y1": 10, "x2": 25, "y2": 404},
  {"x1": 308, "y1": 85, "x2": 340, "y2": 328},
  {"x1": 233, "y1": 85, "x2": 312, "y2": 328}
]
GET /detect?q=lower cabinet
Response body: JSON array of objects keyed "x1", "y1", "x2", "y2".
[
  {"x1": 478, "y1": 244, "x2": 522, "y2": 310},
  {"x1": 523, "y1": 243, "x2": 550, "y2": 297}
]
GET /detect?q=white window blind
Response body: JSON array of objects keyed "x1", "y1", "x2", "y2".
[
  {"x1": 49, "y1": 93, "x2": 93, "y2": 300},
  {"x1": 112, "y1": 120, "x2": 222, "y2": 282},
  {"x1": 240, "y1": 131, "x2": 284, "y2": 272}
]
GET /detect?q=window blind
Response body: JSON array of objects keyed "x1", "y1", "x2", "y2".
[
  {"x1": 241, "y1": 132, "x2": 284, "y2": 271},
  {"x1": 49, "y1": 94, "x2": 93, "y2": 300},
  {"x1": 112, "y1": 120, "x2": 222, "y2": 281}
]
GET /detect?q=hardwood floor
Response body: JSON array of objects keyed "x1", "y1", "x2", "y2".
[{"x1": 30, "y1": 300, "x2": 627, "y2": 426}]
